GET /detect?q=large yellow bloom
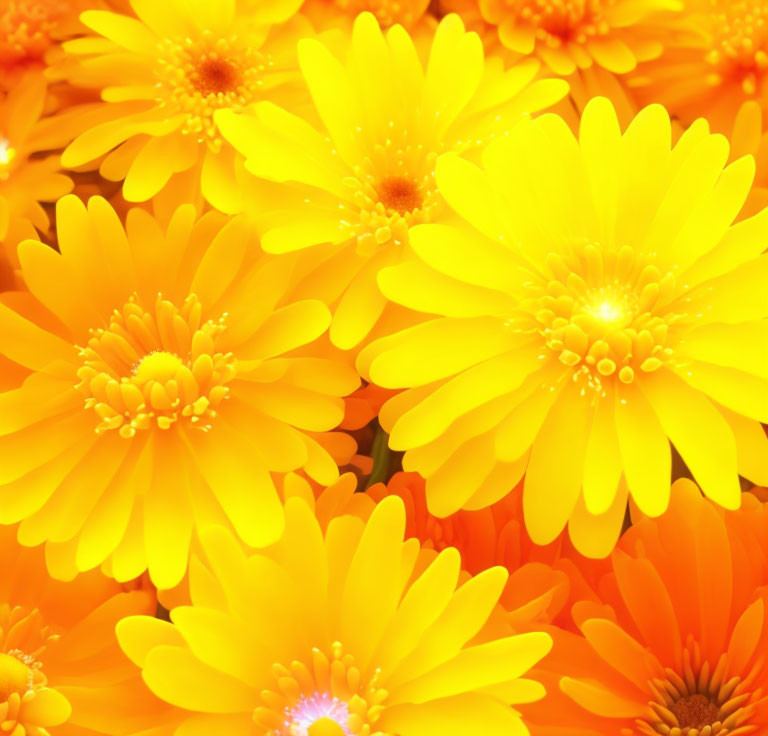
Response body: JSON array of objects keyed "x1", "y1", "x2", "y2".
[
  {"x1": 216, "y1": 12, "x2": 567, "y2": 349},
  {"x1": 439, "y1": 0, "x2": 682, "y2": 76},
  {"x1": 0, "y1": 195, "x2": 358, "y2": 589},
  {"x1": 358, "y1": 97, "x2": 768, "y2": 557},
  {"x1": 0, "y1": 524, "x2": 167, "y2": 736},
  {"x1": 56, "y1": 0, "x2": 309, "y2": 208},
  {"x1": 0, "y1": 72, "x2": 72, "y2": 275},
  {"x1": 117, "y1": 495, "x2": 552, "y2": 736}
]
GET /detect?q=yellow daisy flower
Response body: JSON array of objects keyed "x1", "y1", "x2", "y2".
[
  {"x1": 55, "y1": 0, "x2": 309, "y2": 209},
  {"x1": 0, "y1": 195, "x2": 358, "y2": 589},
  {"x1": 0, "y1": 524, "x2": 169, "y2": 736},
  {"x1": 117, "y1": 495, "x2": 552, "y2": 736},
  {"x1": 358, "y1": 97, "x2": 768, "y2": 557},
  {"x1": 439, "y1": 0, "x2": 683, "y2": 77},
  {"x1": 216, "y1": 12, "x2": 568, "y2": 349},
  {"x1": 0, "y1": 71, "x2": 72, "y2": 269}
]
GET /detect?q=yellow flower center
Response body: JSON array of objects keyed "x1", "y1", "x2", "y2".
[
  {"x1": 0, "y1": 653, "x2": 31, "y2": 701},
  {"x1": 507, "y1": 0, "x2": 612, "y2": 47},
  {"x1": 641, "y1": 648, "x2": 758, "y2": 735},
  {"x1": 0, "y1": 138, "x2": 16, "y2": 180},
  {"x1": 343, "y1": 134, "x2": 440, "y2": 254},
  {"x1": 526, "y1": 243, "x2": 680, "y2": 393},
  {"x1": 155, "y1": 32, "x2": 272, "y2": 151},
  {"x1": 706, "y1": 1, "x2": 768, "y2": 95},
  {"x1": 329, "y1": 0, "x2": 424, "y2": 27},
  {"x1": 76, "y1": 293, "x2": 236, "y2": 438},
  {"x1": 254, "y1": 642, "x2": 390, "y2": 736}
]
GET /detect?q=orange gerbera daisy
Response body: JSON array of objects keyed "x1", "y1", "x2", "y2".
[
  {"x1": 630, "y1": 0, "x2": 768, "y2": 134},
  {"x1": 117, "y1": 496, "x2": 553, "y2": 736},
  {"x1": 0, "y1": 71, "x2": 72, "y2": 269},
  {"x1": 0, "y1": 524, "x2": 167, "y2": 736},
  {"x1": 529, "y1": 479, "x2": 768, "y2": 735},
  {"x1": 0, "y1": 195, "x2": 358, "y2": 589},
  {"x1": 217, "y1": 12, "x2": 567, "y2": 349},
  {"x1": 368, "y1": 471, "x2": 610, "y2": 629},
  {"x1": 440, "y1": 0, "x2": 683, "y2": 76},
  {"x1": 55, "y1": 0, "x2": 310, "y2": 208}
]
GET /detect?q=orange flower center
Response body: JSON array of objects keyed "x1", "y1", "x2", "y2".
[
  {"x1": 524, "y1": 243, "x2": 680, "y2": 392},
  {"x1": 254, "y1": 642, "x2": 390, "y2": 736},
  {"x1": 155, "y1": 32, "x2": 272, "y2": 151},
  {"x1": 706, "y1": 1, "x2": 768, "y2": 95},
  {"x1": 0, "y1": 0, "x2": 69, "y2": 65},
  {"x1": 0, "y1": 138, "x2": 17, "y2": 180},
  {"x1": 507, "y1": 0, "x2": 612, "y2": 46},
  {"x1": 640, "y1": 648, "x2": 759, "y2": 735},
  {"x1": 377, "y1": 176, "x2": 424, "y2": 216},
  {"x1": 76, "y1": 293, "x2": 236, "y2": 438}
]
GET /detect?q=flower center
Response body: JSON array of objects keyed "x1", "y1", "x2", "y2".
[
  {"x1": 0, "y1": 0, "x2": 67, "y2": 65},
  {"x1": 155, "y1": 32, "x2": 272, "y2": 151},
  {"x1": 328, "y1": 0, "x2": 423, "y2": 27},
  {"x1": 76, "y1": 293, "x2": 236, "y2": 438},
  {"x1": 706, "y1": 1, "x2": 768, "y2": 95},
  {"x1": 0, "y1": 138, "x2": 16, "y2": 180},
  {"x1": 527, "y1": 243, "x2": 679, "y2": 392},
  {"x1": 255, "y1": 642, "x2": 390, "y2": 736},
  {"x1": 509, "y1": 0, "x2": 611, "y2": 46},
  {"x1": 377, "y1": 176, "x2": 424, "y2": 217},
  {"x1": 641, "y1": 647, "x2": 759, "y2": 735}
]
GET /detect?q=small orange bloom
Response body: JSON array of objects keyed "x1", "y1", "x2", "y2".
[
  {"x1": 368, "y1": 471, "x2": 609, "y2": 629},
  {"x1": 530, "y1": 479, "x2": 768, "y2": 735},
  {"x1": 0, "y1": 524, "x2": 168, "y2": 735}
]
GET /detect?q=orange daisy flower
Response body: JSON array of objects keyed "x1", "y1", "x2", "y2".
[
  {"x1": 368, "y1": 471, "x2": 609, "y2": 629},
  {"x1": 440, "y1": 0, "x2": 683, "y2": 76},
  {"x1": 630, "y1": 0, "x2": 768, "y2": 134},
  {"x1": 0, "y1": 71, "x2": 72, "y2": 267},
  {"x1": 534, "y1": 479, "x2": 768, "y2": 735},
  {"x1": 0, "y1": 524, "x2": 167, "y2": 736}
]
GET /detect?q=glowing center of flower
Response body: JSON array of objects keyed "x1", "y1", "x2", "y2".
[
  {"x1": 0, "y1": 0, "x2": 66, "y2": 64},
  {"x1": 643, "y1": 648, "x2": 758, "y2": 735},
  {"x1": 156, "y1": 33, "x2": 271, "y2": 151},
  {"x1": 76, "y1": 293, "x2": 236, "y2": 438},
  {"x1": 256, "y1": 642, "x2": 390, "y2": 736},
  {"x1": 509, "y1": 0, "x2": 611, "y2": 46},
  {"x1": 377, "y1": 176, "x2": 424, "y2": 216},
  {"x1": 707, "y1": 1, "x2": 768, "y2": 94},
  {"x1": 0, "y1": 653, "x2": 31, "y2": 701},
  {"x1": 283, "y1": 694, "x2": 352, "y2": 736},
  {"x1": 529, "y1": 243, "x2": 679, "y2": 391}
]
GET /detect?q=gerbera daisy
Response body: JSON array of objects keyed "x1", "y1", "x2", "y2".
[
  {"x1": 0, "y1": 524, "x2": 167, "y2": 736},
  {"x1": 55, "y1": 0, "x2": 309, "y2": 209},
  {"x1": 358, "y1": 97, "x2": 768, "y2": 556},
  {"x1": 0, "y1": 71, "x2": 72, "y2": 265},
  {"x1": 216, "y1": 11, "x2": 567, "y2": 349},
  {"x1": 368, "y1": 471, "x2": 609, "y2": 629},
  {"x1": 301, "y1": 0, "x2": 432, "y2": 29},
  {"x1": 630, "y1": 0, "x2": 768, "y2": 135},
  {"x1": 439, "y1": 0, "x2": 683, "y2": 76},
  {"x1": 117, "y1": 495, "x2": 553, "y2": 736},
  {"x1": 536, "y1": 479, "x2": 768, "y2": 735},
  {"x1": 0, "y1": 195, "x2": 358, "y2": 589}
]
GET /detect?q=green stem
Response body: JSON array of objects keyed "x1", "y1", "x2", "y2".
[{"x1": 364, "y1": 422, "x2": 391, "y2": 490}]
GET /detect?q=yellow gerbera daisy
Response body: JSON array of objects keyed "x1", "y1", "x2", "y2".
[
  {"x1": 216, "y1": 12, "x2": 568, "y2": 349},
  {"x1": 117, "y1": 495, "x2": 552, "y2": 736},
  {"x1": 0, "y1": 71, "x2": 72, "y2": 271},
  {"x1": 0, "y1": 524, "x2": 169, "y2": 736},
  {"x1": 358, "y1": 97, "x2": 768, "y2": 557},
  {"x1": 0, "y1": 195, "x2": 358, "y2": 589},
  {"x1": 55, "y1": 0, "x2": 309, "y2": 209},
  {"x1": 439, "y1": 0, "x2": 683, "y2": 77}
]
